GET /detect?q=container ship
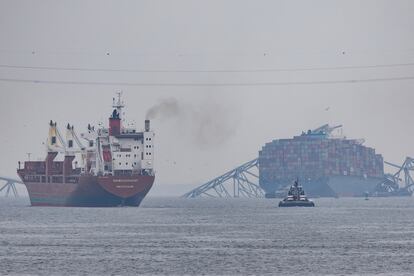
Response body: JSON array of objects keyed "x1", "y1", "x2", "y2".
[
  {"x1": 17, "y1": 94, "x2": 155, "y2": 207},
  {"x1": 259, "y1": 125, "x2": 384, "y2": 197}
]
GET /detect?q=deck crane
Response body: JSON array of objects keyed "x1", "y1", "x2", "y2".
[
  {"x1": 47, "y1": 121, "x2": 84, "y2": 154},
  {"x1": 311, "y1": 124, "x2": 343, "y2": 136},
  {"x1": 311, "y1": 124, "x2": 365, "y2": 144}
]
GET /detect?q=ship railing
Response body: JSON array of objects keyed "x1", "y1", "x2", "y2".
[{"x1": 66, "y1": 176, "x2": 80, "y2": 183}]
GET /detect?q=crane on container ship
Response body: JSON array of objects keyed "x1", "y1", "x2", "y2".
[{"x1": 311, "y1": 124, "x2": 342, "y2": 136}]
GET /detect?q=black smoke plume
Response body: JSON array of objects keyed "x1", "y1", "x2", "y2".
[{"x1": 146, "y1": 97, "x2": 237, "y2": 149}]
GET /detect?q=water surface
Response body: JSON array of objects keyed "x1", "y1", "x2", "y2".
[{"x1": 1, "y1": 197, "x2": 414, "y2": 275}]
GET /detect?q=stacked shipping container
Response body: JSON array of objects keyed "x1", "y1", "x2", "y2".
[{"x1": 259, "y1": 132, "x2": 384, "y2": 196}]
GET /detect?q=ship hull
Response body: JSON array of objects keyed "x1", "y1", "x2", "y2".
[
  {"x1": 278, "y1": 200, "x2": 315, "y2": 207},
  {"x1": 262, "y1": 176, "x2": 383, "y2": 198},
  {"x1": 21, "y1": 175, "x2": 154, "y2": 207}
]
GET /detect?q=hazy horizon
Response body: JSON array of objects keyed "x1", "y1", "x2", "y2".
[{"x1": 1, "y1": 0, "x2": 414, "y2": 196}]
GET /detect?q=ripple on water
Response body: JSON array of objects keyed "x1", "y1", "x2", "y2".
[{"x1": 1, "y1": 197, "x2": 414, "y2": 275}]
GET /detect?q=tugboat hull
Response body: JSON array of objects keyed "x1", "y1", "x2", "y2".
[{"x1": 278, "y1": 200, "x2": 315, "y2": 207}]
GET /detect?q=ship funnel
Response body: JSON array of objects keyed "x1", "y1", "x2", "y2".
[
  {"x1": 109, "y1": 109, "x2": 121, "y2": 136},
  {"x1": 145, "y1": 120, "x2": 150, "y2": 132}
]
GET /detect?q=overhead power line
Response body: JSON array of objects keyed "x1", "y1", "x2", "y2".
[
  {"x1": 0, "y1": 76, "x2": 413, "y2": 87},
  {"x1": 0, "y1": 62, "x2": 414, "y2": 73}
]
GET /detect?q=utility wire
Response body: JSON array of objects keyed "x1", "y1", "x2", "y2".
[
  {"x1": 0, "y1": 76, "x2": 413, "y2": 87},
  {"x1": 1, "y1": 62, "x2": 414, "y2": 73}
]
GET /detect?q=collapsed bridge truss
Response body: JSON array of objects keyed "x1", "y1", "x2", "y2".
[
  {"x1": 0, "y1": 176, "x2": 23, "y2": 197},
  {"x1": 374, "y1": 157, "x2": 414, "y2": 196},
  {"x1": 182, "y1": 159, "x2": 264, "y2": 198}
]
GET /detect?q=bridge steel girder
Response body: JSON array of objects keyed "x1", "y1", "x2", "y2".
[
  {"x1": 0, "y1": 176, "x2": 23, "y2": 198},
  {"x1": 182, "y1": 159, "x2": 264, "y2": 199},
  {"x1": 375, "y1": 157, "x2": 414, "y2": 196}
]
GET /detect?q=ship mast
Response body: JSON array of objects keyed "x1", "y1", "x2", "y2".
[{"x1": 112, "y1": 91, "x2": 125, "y2": 122}]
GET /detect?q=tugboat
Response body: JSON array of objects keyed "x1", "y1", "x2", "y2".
[{"x1": 278, "y1": 179, "x2": 315, "y2": 207}]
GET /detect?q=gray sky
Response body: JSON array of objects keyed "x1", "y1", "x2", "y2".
[{"x1": 1, "y1": 0, "x2": 414, "y2": 196}]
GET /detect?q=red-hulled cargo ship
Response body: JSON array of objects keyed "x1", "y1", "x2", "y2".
[{"x1": 17, "y1": 94, "x2": 155, "y2": 207}]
